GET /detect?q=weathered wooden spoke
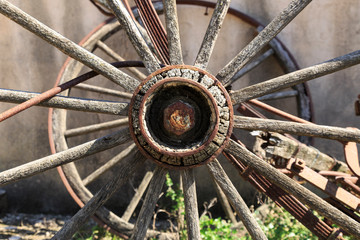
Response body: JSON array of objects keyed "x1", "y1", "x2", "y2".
[
  {"x1": 82, "y1": 143, "x2": 136, "y2": 186},
  {"x1": 0, "y1": 129, "x2": 131, "y2": 185},
  {"x1": 217, "y1": 0, "x2": 312, "y2": 85},
  {"x1": 121, "y1": 170, "x2": 154, "y2": 222},
  {"x1": 224, "y1": 140, "x2": 360, "y2": 238},
  {"x1": 194, "y1": 0, "x2": 231, "y2": 69},
  {"x1": 230, "y1": 50, "x2": 360, "y2": 105},
  {"x1": 130, "y1": 166, "x2": 167, "y2": 240},
  {"x1": 0, "y1": 0, "x2": 139, "y2": 92},
  {"x1": 96, "y1": 40, "x2": 147, "y2": 80},
  {"x1": 207, "y1": 159, "x2": 267, "y2": 240},
  {"x1": 181, "y1": 169, "x2": 201, "y2": 239},
  {"x1": 234, "y1": 116, "x2": 360, "y2": 142},
  {"x1": 74, "y1": 83, "x2": 133, "y2": 99},
  {"x1": 0, "y1": 88, "x2": 128, "y2": 116},
  {"x1": 64, "y1": 118, "x2": 128, "y2": 138},
  {"x1": 257, "y1": 90, "x2": 298, "y2": 101},
  {"x1": 163, "y1": 0, "x2": 183, "y2": 65},
  {"x1": 52, "y1": 154, "x2": 145, "y2": 240},
  {"x1": 106, "y1": 0, "x2": 160, "y2": 73}
]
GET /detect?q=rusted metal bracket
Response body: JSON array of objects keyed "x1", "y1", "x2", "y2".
[
  {"x1": 286, "y1": 158, "x2": 360, "y2": 213},
  {"x1": 343, "y1": 131, "x2": 360, "y2": 177}
]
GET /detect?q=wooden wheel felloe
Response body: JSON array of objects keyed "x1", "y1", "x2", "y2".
[{"x1": 1, "y1": 0, "x2": 360, "y2": 240}]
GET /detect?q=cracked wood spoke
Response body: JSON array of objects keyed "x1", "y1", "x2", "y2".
[
  {"x1": 217, "y1": 0, "x2": 312, "y2": 86},
  {"x1": 230, "y1": 50, "x2": 360, "y2": 105},
  {"x1": 130, "y1": 166, "x2": 167, "y2": 240},
  {"x1": 122, "y1": 170, "x2": 154, "y2": 222},
  {"x1": 96, "y1": 40, "x2": 147, "y2": 80},
  {"x1": 0, "y1": 89, "x2": 128, "y2": 116},
  {"x1": 224, "y1": 140, "x2": 360, "y2": 239},
  {"x1": 0, "y1": 0, "x2": 139, "y2": 92},
  {"x1": 0, "y1": 129, "x2": 131, "y2": 185},
  {"x1": 229, "y1": 49, "x2": 274, "y2": 85},
  {"x1": 82, "y1": 143, "x2": 136, "y2": 186},
  {"x1": 181, "y1": 169, "x2": 201, "y2": 240},
  {"x1": 257, "y1": 90, "x2": 298, "y2": 101},
  {"x1": 74, "y1": 83, "x2": 133, "y2": 99},
  {"x1": 163, "y1": 0, "x2": 183, "y2": 65},
  {"x1": 194, "y1": 0, "x2": 231, "y2": 69},
  {"x1": 52, "y1": 153, "x2": 145, "y2": 240},
  {"x1": 106, "y1": 0, "x2": 160, "y2": 73},
  {"x1": 234, "y1": 116, "x2": 360, "y2": 143},
  {"x1": 65, "y1": 118, "x2": 128, "y2": 138},
  {"x1": 207, "y1": 159, "x2": 267, "y2": 240}
]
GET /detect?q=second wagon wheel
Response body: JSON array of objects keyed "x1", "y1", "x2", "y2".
[
  {"x1": 1, "y1": 0, "x2": 360, "y2": 239},
  {"x1": 49, "y1": 0, "x2": 314, "y2": 237}
]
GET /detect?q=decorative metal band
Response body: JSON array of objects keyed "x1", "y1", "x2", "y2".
[{"x1": 129, "y1": 65, "x2": 233, "y2": 168}]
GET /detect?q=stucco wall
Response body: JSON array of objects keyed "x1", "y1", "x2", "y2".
[{"x1": 0, "y1": 0, "x2": 359, "y2": 214}]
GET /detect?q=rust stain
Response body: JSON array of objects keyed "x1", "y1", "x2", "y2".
[{"x1": 164, "y1": 101, "x2": 195, "y2": 135}]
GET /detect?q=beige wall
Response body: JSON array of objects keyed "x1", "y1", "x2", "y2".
[{"x1": 0, "y1": 0, "x2": 359, "y2": 214}]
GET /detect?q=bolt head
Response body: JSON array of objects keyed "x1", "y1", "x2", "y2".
[{"x1": 163, "y1": 101, "x2": 195, "y2": 136}]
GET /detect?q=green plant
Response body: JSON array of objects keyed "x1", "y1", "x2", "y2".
[
  {"x1": 73, "y1": 225, "x2": 123, "y2": 240},
  {"x1": 200, "y1": 215, "x2": 238, "y2": 240}
]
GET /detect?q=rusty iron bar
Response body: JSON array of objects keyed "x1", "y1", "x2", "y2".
[
  {"x1": 223, "y1": 151, "x2": 336, "y2": 240},
  {"x1": 0, "y1": 61, "x2": 144, "y2": 122},
  {"x1": 343, "y1": 137, "x2": 360, "y2": 178}
]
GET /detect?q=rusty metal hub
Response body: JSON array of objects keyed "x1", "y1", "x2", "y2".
[{"x1": 129, "y1": 65, "x2": 233, "y2": 168}]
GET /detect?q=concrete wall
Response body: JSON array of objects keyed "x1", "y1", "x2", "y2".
[{"x1": 0, "y1": 0, "x2": 359, "y2": 214}]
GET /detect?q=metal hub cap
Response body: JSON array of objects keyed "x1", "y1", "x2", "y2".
[{"x1": 129, "y1": 65, "x2": 234, "y2": 168}]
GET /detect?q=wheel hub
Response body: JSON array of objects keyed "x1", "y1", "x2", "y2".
[{"x1": 129, "y1": 65, "x2": 234, "y2": 168}]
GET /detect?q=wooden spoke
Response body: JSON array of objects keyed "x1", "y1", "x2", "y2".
[
  {"x1": 52, "y1": 153, "x2": 145, "y2": 240},
  {"x1": 216, "y1": 0, "x2": 312, "y2": 85},
  {"x1": 96, "y1": 40, "x2": 147, "y2": 80},
  {"x1": 207, "y1": 159, "x2": 267, "y2": 240},
  {"x1": 257, "y1": 90, "x2": 298, "y2": 101},
  {"x1": 106, "y1": 0, "x2": 161, "y2": 73},
  {"x1": 130, "y1": 166, "x2": 167, "y2": 240},
  {"x1": 0, "y1": 129, "x2": 131, "y2": 185},
  {"x1": 121, "y1": 170, "x2": 154, "y2": 222},
  {"x1": 0, "y1": 0, "x2": 139, "y2": 91},
  {"x1": 163, "y1": 0, "x2": 183, "y2": 65},
  {"x1": 224, "y1": 140, "x2": 360, "y2": 239},
  {"x1": 230, "y1": 50, "x2": 360, "y2": 105},
  {"x1": 234, "y1": 115, "x2": 360, "y2": 143},
  {"x1": 83, "y1": 143, "x2": 136, "y2": 186},
  {"x1": 74, "y1": 83, "x2": 133, "y2": 99},
  {"x1": 194, "y1": 0, "x2": 231, "y2": 69},
  {"x1": 181, "y1": 169, "x2": 201, "y2": 239},
  {"x1": 65, "y1": 118, "x2": 128, "y2": 138},
  {"x1": 0, "y1": 88, "x2": 128, "y2": 116},
  {"x1": 228, "y1": 49, "x2": 274, "y2": 85}
]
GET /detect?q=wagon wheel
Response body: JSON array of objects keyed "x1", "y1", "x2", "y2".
[
  {"x1": 49, "y1": 1, "x2": 314, "y2": 237},
  {"x1": 1, "y1": 0, "x2": 360, "y2": 240}
]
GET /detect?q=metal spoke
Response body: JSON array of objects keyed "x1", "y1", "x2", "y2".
[
  {"x1": 234, "y1": 116, "x2": 360, "y2": 143},
  {"x1": 0, "y1": 0, "x2": 139, "y2": 91},
  {"x1": 0, "y1": 88, "x2": 128, "y2": 116},
  {"x1": 83, "y1": 143, "x2": 136, "y2": 186},
  {"x1": 130, "y1": 166, "x2": 167, "y2": 240},
  {"x1": 106, "y1": 0, "x2": 161, "y2": 73},
  {"x1": 74, "y1": 83, "x2": 133, "y2": 99},
  {"x1": 224, "y1": 140, "x2": 360, "y2": 239},
  {"x1": 257, "y1": 90, "x2": 298, "y2": 101},
  {"x1": 163, "y1": 0, "x2": 183, "y2": 65},
  {"x1": 194, "y1": 0, "x2": 231, "y2": 69},
  {"x1": 122, "y1": 170, "x2": 154, "y2": 222},
  {"x1": 65, "y1": 118, "x2": 128, "y2": 138},
  {"x1": 217, "y1": 0, "x2": 312, "y2": 86},
  {"x1": 0, "y1": 129, "x2": 131, "y2": 185},
  {"x1": 52, "y1": 152, "x2": 145, "y2": 240},
  {"x1": 96, "y1": 40, "x2": 147, "y2": 80},
  {"x1": 207, "y1": 159, "x2": 267, "y2": 240},
  {"x1": 228, "y1": 49, "x2": 274, "y2": 85},
  {"x1": 230, "y1": 50, "x2": 360, "y2": 105},
  {"x1": 181, "y1": 169, "x2": 201, "y2": 239}
]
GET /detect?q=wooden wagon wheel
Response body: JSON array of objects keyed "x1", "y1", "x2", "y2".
[{"x1": 1, "y1": 0, "x2": 360, "y2": 239}]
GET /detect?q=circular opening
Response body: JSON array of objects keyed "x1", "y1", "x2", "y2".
[{"x1": 141, "y1": 81, "x2": 217, "y2": 152}]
